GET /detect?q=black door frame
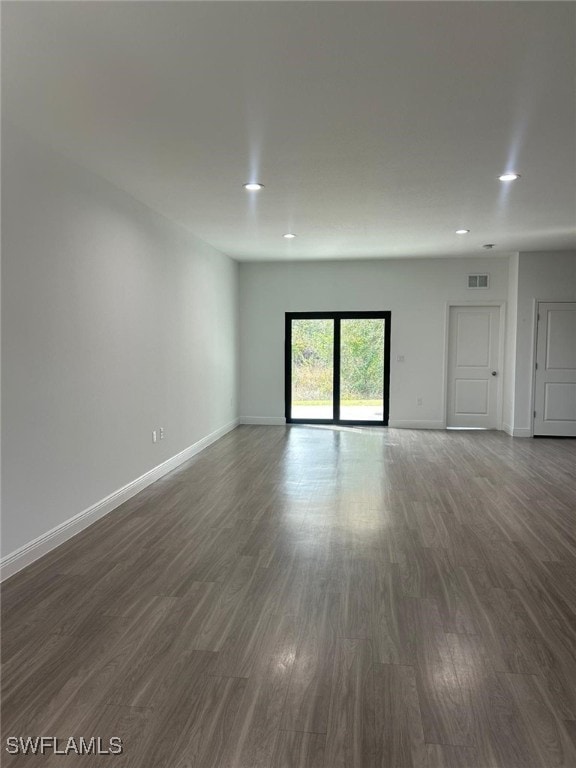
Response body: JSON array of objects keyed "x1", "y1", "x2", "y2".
[{"x1": 285, "y1": 311, "x2": 391, "y2": 426}]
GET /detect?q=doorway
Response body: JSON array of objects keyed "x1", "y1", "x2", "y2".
[
  {"x1": 285, "y1": 312, "x2": 391, "y2": 426},
  {"x1": 446, "y1": 305, "x2": 503, "y2": 429},
  {"x1": 533, "y1": 302, "x2": 576, "y2": 437}
]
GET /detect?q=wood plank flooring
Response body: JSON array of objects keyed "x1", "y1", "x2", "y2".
[{"x1": 2, "y1": 425, "x2": 576, "y2": 767}]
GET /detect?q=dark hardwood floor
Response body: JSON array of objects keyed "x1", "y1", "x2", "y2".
[{"x1": 2, "y1": 425, "x2": 576, "y2": 767}]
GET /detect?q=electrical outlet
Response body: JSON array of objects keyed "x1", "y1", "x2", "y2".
[
  {"x1": 152, "y1": 430, "x2": 157, "y2": 443},
  {"x1": 417, "y1": 397, "x2": 423, "y2": 406},
  {"x1": 159, "y1": 427, "x2": 165, "y2": 440},
  {"x1": 397, "y1": 355, "x2": 405, "y2": 363}
]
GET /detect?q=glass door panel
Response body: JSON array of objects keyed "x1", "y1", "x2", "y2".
[
  {"x1": 290, "y1": 318, "x2": 334, "y2": 420},
  {"x1": 339, "y1": 318, "x2": 385, "y2": 421}
]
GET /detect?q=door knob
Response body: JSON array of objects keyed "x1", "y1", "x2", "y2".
[{"x1": 491, "y1": 371, "x2": 498, "y2": 376}]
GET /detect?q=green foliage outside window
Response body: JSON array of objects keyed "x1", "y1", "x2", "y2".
[{"x1": 291, "y1": 319, "x2": 384, "y2": 403}]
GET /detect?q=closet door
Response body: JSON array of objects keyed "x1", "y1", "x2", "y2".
[{"x1": 534, "y1": 302, "x2": 576, "y2": 437}]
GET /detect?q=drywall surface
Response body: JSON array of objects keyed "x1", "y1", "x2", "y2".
[
  {"x1": 239, "y1": 258, "x2": 509, "y2": 425},
  {"x1": 2, "y1": 127, "x2": 239, "y2": 558},
  {"x1": 513, "y1": 250, "x2": 576, "y2": 434},
  {"x1": 503, "y1": 253, "x2": 519, "y2": 433}
]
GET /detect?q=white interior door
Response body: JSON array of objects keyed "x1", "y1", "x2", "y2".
[
  {"x1": 447, "y1": 306, "x2": 501, "y2": 429},
  {"x1": 533, "y1": 302, "x2": 576, "y2": 437}
]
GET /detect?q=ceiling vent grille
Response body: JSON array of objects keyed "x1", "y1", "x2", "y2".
[{"x1": 468, "y1": 273, "x2": 489, "y2": 289}]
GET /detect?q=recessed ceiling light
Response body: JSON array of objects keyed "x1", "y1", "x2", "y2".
[
  {"x1": 498, "y1": 172, "x2": 520, "y2": 182},
  {"x1": 243, "y1": 182, "x2": 264, "y2": 191},
  {"x1": 456, "y1": 229, "x2": 470, "y2": 235},
  {"x1": 283, "y1": 233, "x2": 296, "y2": 239}
]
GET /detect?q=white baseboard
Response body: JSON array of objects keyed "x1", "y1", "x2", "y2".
[
  {"x1": 0, "y1": 418, "x2": 240, "y2": 582},
  {"x1": 388, "y1": 420, "x2": 445, "y2": 430},
  {"x1": 240, "y1": 416, "x2": 286, "y2": 425},
  {"x1": 511, "y1": 427, "x2": 532, "y2": 438}
]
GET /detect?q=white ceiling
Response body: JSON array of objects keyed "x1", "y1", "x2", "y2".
[{"x1": 4, "y1": 2, "x2": 575, "y2": 261}]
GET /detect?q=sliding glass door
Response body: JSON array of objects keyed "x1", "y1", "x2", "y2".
[
  {"x1": 285, "y1": 312, "x2": 391, "y2": 426},
  {"x1": 340, "y1": 317, "x2": 386, "y2": 421},
  {"x1": 290, "y1": 318, "x2": 335, "y2": 420}
]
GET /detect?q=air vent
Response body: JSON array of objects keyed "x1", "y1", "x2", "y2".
[{"x1": 468, "y1": 274, "x2": 489, "y2": 289}]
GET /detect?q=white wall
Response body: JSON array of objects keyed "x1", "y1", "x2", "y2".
[
  {"x1": 513, "y1": 250, "x2": 576, "y2": 435},
  {"x1": 239, "y1": 257, "x2": 509, "y2": 427},
  {"x1": 2, "y1": 127, "x2": 239, "y2": 560}
]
